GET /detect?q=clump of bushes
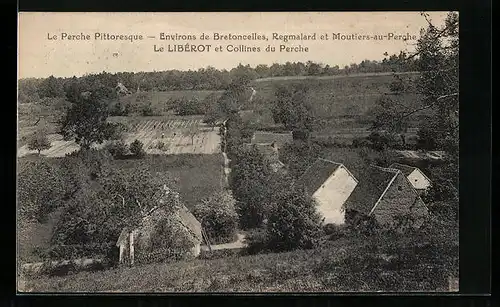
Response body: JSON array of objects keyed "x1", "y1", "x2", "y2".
[
  {"x1": 129, "y1": 139, "x2": 146, "y2": 158},
  {"x1": 324, "y1": 223, "x2": 347, "y2": 241},
  {"x1": 245, "y1": 186, "x2": 324, "y2": 254},
  {"x1": 17, "y1": 159, "x2": 69, "y2": 223},
  {"x1": 174, "y1": 97, "x2": 206, "y2": 116},
  {"x1": 193, "y1": 191, "x2": 239, "y2": 244},
  {"x1": 104, "y1": 140, "x2": 128, "y2": 159}
]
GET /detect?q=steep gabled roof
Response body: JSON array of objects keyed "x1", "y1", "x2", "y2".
[
  {"x1": 344, "y1": 165, "x2": 399, "y2": 214},
  {"x1": 389, "y1": 163, "x2": 432, "y2": 184},
  {"x1": 251, "y1": 131, "x2": 293, "y2": 145},
  {"x1": 297, "y1": 158, "x2": 345, "y2": 196},
  {"x1": 176, "y1": 204, "x2": 202, "y2": 242},
  {"x1": 389, "y1": 163, "x2": 417, "y2": 177}
]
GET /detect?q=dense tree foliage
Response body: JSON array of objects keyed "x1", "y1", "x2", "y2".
[
  {"x1": 229, "y1": 146, "x2": 274, "y2": 229},
  {"x1": 18, "y1": 159, "x2": 69, "y2": 223},
  {"x1": 174, "y1": 97, "x2": 206, "y2": 116},
  {"x1": 271, "y1": 84, "x2": 315, "y2": 137},
  {"x1": 48, "y1": 150, "x2": 177, "y2": 259},
  {"x1": 193, "y1": 191, "x2": 239, "y2": 244},
  {"x1": 18, "y1": 56, "x2": 420, "y2": 106},
  {"x1": 129, "y1": 139, "x2": 146, "y2": 158},
  {"x1": 59, "y1": 83, "x2": 118, "y2": 149},
  {"x1": 265, "y1": 185, "x2": 324, "y2": 251},
  {"x1": 27, "y1": 127, "x2": 51, "y2": 154},
  {"x1": 370, "y1": 12, "x2": 458, "y2": 156}
]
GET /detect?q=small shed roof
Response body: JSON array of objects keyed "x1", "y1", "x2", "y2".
[
  {"x1": 297, "y1": 158, "x2": 345, "y2": 196},
  {"x1": 344, "y1": 165, "x2": 399, "y2": 214},
  {"x1": 251, "y1": 131, "x2": 293, "y2": 145}
]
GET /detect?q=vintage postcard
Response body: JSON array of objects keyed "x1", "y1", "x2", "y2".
[{"x1": 17, "y1": 12, "x2": 459, "y2": 293}]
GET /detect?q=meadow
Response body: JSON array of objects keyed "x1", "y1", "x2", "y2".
[
  {"x1": 248, "y1": 72, "x2": 427, "y2": 139},
  {"x1": 112, "y1": 153, "x2": 225, "y2": 210},
  {"x1": 21, "y1": 229, "x2": 457, "y2": 292}
]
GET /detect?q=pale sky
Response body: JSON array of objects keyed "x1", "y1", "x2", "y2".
[{"x1": 18, "y1": 12, "x2": 450, "y2": 79}]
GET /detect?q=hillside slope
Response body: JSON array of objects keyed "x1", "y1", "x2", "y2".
[{"x1": 22, "y1": 233, "x2": 457, "y2": 293}]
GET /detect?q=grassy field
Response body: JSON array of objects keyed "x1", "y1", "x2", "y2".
[
  {"x1": 248, "y1": 72, "x2": 426, "y2": 135},
  {"x1": 111, "y1": 154, "x2": 224, "y2": 210},
  {"x1": 20, "y1": 233, "x2": 456, "y2": 292}
]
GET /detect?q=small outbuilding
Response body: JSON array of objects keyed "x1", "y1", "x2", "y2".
[
  {"x1": 389, "y1": 163, "x2": 432, "y2": 192},
  {"x1": 250, "y1": 131, "x2": 293, "y2": 150},
  {"x1": 244, "y1": 143, "x2": 286, "y2": 173},
  {"x1": 116, "y1": 186, "x2": 203, "y2": 266}
]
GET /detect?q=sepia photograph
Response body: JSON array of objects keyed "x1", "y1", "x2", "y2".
[{"x1": 17, "y1": 11, "x2": 459, "y2": 293}]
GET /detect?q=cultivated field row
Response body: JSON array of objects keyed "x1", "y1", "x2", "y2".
[{"x1": 17, "y1": 118, "x2": 221, "y2": 157}]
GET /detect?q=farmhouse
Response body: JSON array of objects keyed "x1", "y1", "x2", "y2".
[
  {"x1": 389, "y1": 163, "x2": 432, "y2": 193},
  {"x1": 297, "y1": 158, "x2": 358, "y2": 225},
  {"x1": 115, "y1": 82, "x2": 132, "y2": 95},
  {"x1": 116, "y1": 186, "x2": 203, "y2": 266},
  {"x1": 251, "y1": 131, "x2": 293, "y2": 150},
  {"x1": 344, "y1": 165, "x2": 429, "y2": 229}
]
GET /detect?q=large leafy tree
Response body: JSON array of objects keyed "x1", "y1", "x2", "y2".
[
  {"x1": 27, "y1": 126, "x2": 51, "y2": 154},
  {"x1": 370, "y1": 12, "x2": 458, "y2": 156},
  {"x1": 17, "y1": 159, "x2": 69, "y2": 223},
  {"x1": 51, "y1": 155, "x2": 175, "y2": 256},
  {"x1": 230, "y1": 146, "x2": 274, "y2": 229},
  {"x1": 37, "y1": 75, "x2": 65, "y2": 98},
  {"x1": 193, "y1": 191, "x2": 238, "y2": 244},
  {"x1": 60, "y1": 82, "x2": 118, "y2": 149},
  {"x1": 265, "y1": 185, "x2": 323, "y2": 252},
  {"x1": 271, "y1": 83, "x2": 315, "y2": 136},
  {"x1": 370, "y1": 12, "x2": 459, "y2": 217}
]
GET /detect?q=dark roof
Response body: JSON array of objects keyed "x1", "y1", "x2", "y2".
[
  {"x1": 251, "y1": 131, "x2": 293, "y2": 145},
  {"x1": 297, "y1": 158, "x2": 344, "y2": 196},
  {"x1": 389, "y1": 163, "x2": 417, "y2": 177},
  {"x1": 344, "y1": 165, "x2": 399, "y2": 214}
]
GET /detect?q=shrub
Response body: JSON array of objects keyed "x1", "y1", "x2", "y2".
[
  {"x1": 265, "y1": 186, "x2": 324, "y2": 252},
  {"x1": 129, "y1": 139, "x2": 146, "y2": 158},
  {"x1": 244, "y1": 228, "x2": 270, "y2": 254},
  {"x1": 156, "y1": 141, "x2": 165, "y2": 150},
  {"x1": 367, "y1": 131, "x2": 398, "y2": 151},
  {"x1": 104, "y1": 140, "x2": 128, "y2": 159},
  {"x1": 324, "y1": 223, "x2": 347, "y2": 241},
  {"x1": 140, "y1": 103, "x2": 155, "y2": 116},
  {"x1": 193, "y1": 191, "x2": 238, "y2": 244},
  {"x1": 174, "y1": 97, "x2": 205, "y2": 116}
]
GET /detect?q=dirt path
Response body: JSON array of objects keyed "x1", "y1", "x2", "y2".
[{"x1": 202, "y1": 233, "x2": 247, "y2": 251}]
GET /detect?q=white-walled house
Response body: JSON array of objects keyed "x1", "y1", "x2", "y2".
[
  {"x1": 297, "y1": 158, "x2": 358, "y2": 225},
  {"x1": 389, "y1": 163, "x2": 432, "y2": 192}
]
